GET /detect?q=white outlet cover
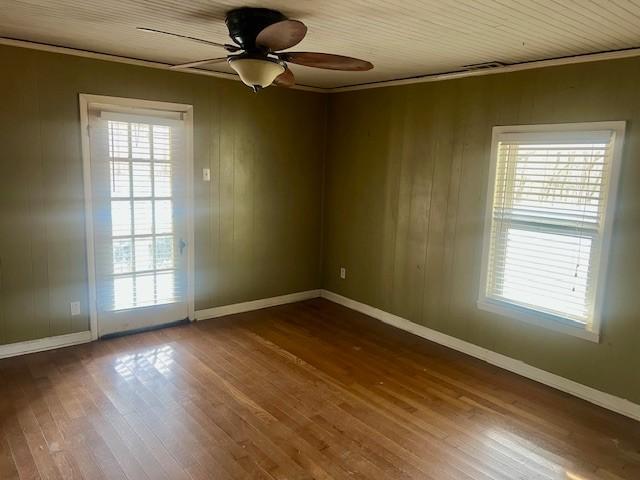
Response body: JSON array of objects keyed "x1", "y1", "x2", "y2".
[
  {"x1": 203, "y1": 168, "x2": 211, "y2": 181},
  {"x1": 70, "y1": 301, "x2": 81, "y2": 316},
  {"x1": 340, "y1": 267, "x2": 346, "y2": 279}
]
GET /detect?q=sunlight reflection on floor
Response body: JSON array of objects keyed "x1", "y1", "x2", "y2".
[
  {"x1": 113, "y1": 344, "x2": 175, "y2": 380},
  {"x1": 565, "y1": 472, "x2": 589, "y2": 480},
  {"x1": 486, "y1": 429, "x2": 593, "y2": 479}
]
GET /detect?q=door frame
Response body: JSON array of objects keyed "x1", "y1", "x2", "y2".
[{"x1": 79, "y1": 94, "x2": 195, "y2": 340}]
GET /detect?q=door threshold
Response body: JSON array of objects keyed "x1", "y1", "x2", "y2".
[{"x1": 100, "y1": 318, "x2": 190, "y2": 340}]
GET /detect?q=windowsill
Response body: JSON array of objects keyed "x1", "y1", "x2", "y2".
[{"x1": 477, "y1": 298, "x2": 600, "y2": 343}]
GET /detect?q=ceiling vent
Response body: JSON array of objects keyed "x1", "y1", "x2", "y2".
[{"x1": 461, "y1": 61, "x2": 507, "y2": 71}]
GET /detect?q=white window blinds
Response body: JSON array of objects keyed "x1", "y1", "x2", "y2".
[
  {"x1": 90, "y1": 111, "x2": 187, "y2": 313},
  {"x1": 480, "y1": 123, "x2": 624, "y2": 336}
]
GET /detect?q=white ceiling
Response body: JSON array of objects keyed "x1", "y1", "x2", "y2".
[{"x1": 2, "y1": 0, "x2": 640, "y2": 89}]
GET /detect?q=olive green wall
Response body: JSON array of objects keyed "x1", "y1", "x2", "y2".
[
  {"x1": 0, "y1": 44, "x2": 326, "y2": 345},
  {"x1": 2, "y1": 43, "x2": 639, "y2": 406},
  {"x1": 322, "y1": 57, "x2": 640, "y2": 403}
]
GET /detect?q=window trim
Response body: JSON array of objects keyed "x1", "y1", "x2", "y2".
[{"x1": 478, "y1": 121, "x2": 626, "y2": 343}]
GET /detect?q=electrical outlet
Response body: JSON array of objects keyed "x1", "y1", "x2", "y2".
[
  {"x1": 340, "y1": 267, "x2": 346, "y2": 279},
  {"x1": 202, "y1": 168, "x2": 211, "y2": 181},
  {"x1": 70, "y1": 301, "x2": 81, "y2": 316}
]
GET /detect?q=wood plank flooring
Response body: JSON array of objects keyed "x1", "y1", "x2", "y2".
[{"x1": 1, "y1": 298, "x2": 639, "y2": 479}]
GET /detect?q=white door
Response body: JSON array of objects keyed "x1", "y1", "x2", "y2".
[{"x1": 87, "y1": 106, "x2": 189, "y2": 337}]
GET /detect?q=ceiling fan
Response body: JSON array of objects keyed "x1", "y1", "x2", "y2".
[{"x1": 138, "y1": 7, "x2": 373, "y2": 92}]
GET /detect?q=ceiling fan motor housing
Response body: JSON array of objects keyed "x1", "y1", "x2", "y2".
[{"x1": 225, "y1": 7, "x2": 286, "y2": 52}]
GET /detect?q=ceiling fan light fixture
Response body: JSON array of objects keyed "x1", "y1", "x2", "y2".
[{"x1": 228, "y1": 57, "x2": 285, "y2": 91}]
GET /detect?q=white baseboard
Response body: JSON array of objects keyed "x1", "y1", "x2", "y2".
[
  {"x1": 0, "y1": 290, "x2": 322, "y2": 359},
  {"x1": 320, "y1": 289, "x2": 640, "y2": 422},
  {"x1": 0, "y1": 331, "x2": 93, "y2": 359},
  {"x1": 7, "y1": 290, "x2": 635, "y2": 421},
  {"x1": 195, "y1": 290, "x2": 322, "y2": 321}
]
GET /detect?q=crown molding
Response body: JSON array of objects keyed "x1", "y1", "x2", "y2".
[
  {"x1": 0, "y1": 37, "x2": 326, "y2": 93},
  {"x1": 329, "y1": 47, "x2": 640, "y2": 93},
  {"x1": 2, "y1": 37, "x2": 640, "y2": 94}
]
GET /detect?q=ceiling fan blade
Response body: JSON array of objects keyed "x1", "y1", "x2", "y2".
[
  {"x1": 281, "y1": 52, "x2": 373, "y2": 71},
  {"x1": 256, "y1": 20, "x2": 307, "y2": 51},
  {"x1": 137, "y1": 27, "x2": 240, "y2": 52},
  {"x1": 273, "y1": 69, "x2": 295, "y2": 88},
  {"x1": 170, "y1": 58, "x2": 228, "y2": 69}
]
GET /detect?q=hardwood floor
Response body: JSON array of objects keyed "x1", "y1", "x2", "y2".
[{"x1": 1, "y1": 298, "x2": 639, "y2": 479}]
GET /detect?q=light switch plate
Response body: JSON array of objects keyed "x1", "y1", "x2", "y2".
[
  {"x1": 203, "y1": 168, "x2": 211, "y2": 181},
  {"x1": 70, "y1": 301, "x2": 81, "y2": 316}
]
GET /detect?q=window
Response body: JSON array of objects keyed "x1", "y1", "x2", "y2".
[
  {"x1": 478, "y1": 122, "x2": 625, "y2": 342},
  {"x1": 93, "y1": 112, "x2": 186, "y2": 313}
]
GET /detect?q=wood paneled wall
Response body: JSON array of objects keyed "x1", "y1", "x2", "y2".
[
  {"x1": 322, "y1": 57, "x2": 640, "y2": 404},
  {"x1": 2, "y1": 42, "x2": 640, "y2": 407},
  {"x1": 0, "y1": 45, "x2": 326, "y2": 345}
]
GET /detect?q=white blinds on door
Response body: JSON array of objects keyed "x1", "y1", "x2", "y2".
[
  {"x1": 91, "y1": 111, "x2": 186, "y2": 313},
  {"x1": 484, "y1": 130, "x2": 616, "y2": 326}
]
